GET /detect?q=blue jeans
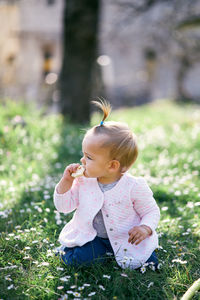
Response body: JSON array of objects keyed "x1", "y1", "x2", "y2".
[{"x1": 57, "y1": 236, "x2": 158, "y2": 268}]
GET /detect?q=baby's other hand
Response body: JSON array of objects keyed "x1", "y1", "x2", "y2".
[
  {"x1": 128, "y1": 225, "x2": 152, "y2": 245},
  {"x1": 63, "y1": 163, "x2": 80, "y2": 181}
]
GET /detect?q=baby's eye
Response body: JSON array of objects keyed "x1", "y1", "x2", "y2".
[{"x1": 87, "y1": 156, "x2": 92, "y2": 160}]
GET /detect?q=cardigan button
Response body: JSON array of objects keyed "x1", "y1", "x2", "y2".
[
  {"x1": 114, "y1": 242, "x2": 118, "y2": 245},
  {"x1": 106, "y1": 214, "x2": 109, "y2": 217},
  {"x1": 109, "y1": 228, "x2": 113, "y2": 231}
]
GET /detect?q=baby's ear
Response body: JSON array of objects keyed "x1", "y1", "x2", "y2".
[{"x1": 109, "y1": 160, "x2": 120, "y2": 172}]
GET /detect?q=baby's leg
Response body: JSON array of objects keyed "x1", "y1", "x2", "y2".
[
  {"x1": 60, "y1": 236, "x2": 114, "y2": 266},
  {"x1": 145, "y1": 251, "x2": 158, "y2": 267}
]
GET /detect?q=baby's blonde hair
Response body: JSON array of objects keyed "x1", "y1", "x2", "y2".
[{"x1": 86, "y1": 100, "x2": 138, "y2": 170}]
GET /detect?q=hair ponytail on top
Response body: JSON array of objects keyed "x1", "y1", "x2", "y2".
[{"x1": 92, "y1": 99, "x2": 111, "y2": 124}]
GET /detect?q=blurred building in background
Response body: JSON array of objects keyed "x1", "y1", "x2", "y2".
[
  {"x1": 0, "y1": 0, "x2": 63, "y2": 109},
  {"x1": 98, "y1": 0, "x2": 200, "y2": 106},
  {"x1": 0, "y1": 0, "x2": 200, "y2": 109}
]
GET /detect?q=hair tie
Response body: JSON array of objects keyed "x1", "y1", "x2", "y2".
[{"x1": 100, "y1": 120, "x2": 104, "y2": 126}]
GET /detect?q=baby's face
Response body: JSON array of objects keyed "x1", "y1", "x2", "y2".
[{"x1": 81, "y1": 133, "x2": 112, "y2": 180}]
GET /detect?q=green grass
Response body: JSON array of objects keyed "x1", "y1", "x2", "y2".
[{"x1": 0, "y1": 99, "x2": 200, "y2": 300}]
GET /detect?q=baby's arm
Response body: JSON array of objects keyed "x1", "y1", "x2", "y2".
[
  {"x1": 54, "y1": 163, "x2": 81, "y2": 213},
  {"x1": 128, "y1": 178, "x2": 160, "y2": 245}
]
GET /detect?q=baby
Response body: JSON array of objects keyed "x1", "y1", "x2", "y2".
[{"x1": 54, "y1": 100, "x2": 160, "y2": 269}]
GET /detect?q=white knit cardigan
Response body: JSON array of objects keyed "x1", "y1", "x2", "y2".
[{"x1": 54, "y1": 173, "x2": 160, "y2": 269}]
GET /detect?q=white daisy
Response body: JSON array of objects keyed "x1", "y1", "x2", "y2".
[{"x1": 140, "y1": 266, "x2": 146, "y2": 274}]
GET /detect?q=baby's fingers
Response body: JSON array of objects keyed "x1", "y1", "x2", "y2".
[
  {"x1": 63, "y1": 163, "x2": 80, "y2": 178},
  {"x1": 128, "y1": 231, "x2": 138, "y2": 243},
  {"x1": 69, "y1": 164, "x2": 80, "y2": 174},
  {"x1": 130, "y1": 233, "x2": 141, "y2": 244},
  {"x1": 134, "y1": 237, "x2": 144, "y2": 245}
]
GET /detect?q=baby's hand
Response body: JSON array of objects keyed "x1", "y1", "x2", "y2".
[
  {"x1": 63, "y1": 163, "x2": 81, "y2": 181},
  {"x1": 128, "y1": 225, "x2": 152, "y2": 245},
  {"x1": 56, "y1": 163, "x2": 81, "y2": 194}
]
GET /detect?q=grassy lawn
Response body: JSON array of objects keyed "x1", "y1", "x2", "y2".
[{"x1": 0, "y1": 99, "x2": 200, "y2": 300}]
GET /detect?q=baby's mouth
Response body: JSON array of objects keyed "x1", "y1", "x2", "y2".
[{"x1": 83, "y1": 168, "x2": 88, "y2": 177}]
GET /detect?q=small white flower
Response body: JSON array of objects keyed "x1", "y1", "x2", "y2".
[
  {"x1": 99, "y1": 285, "x2": 105, "y2": 291},
  {"x1": 43, "y1": 239, "x2": 49, "y2": 243},
  {"x1": 32, "y1": 240, "x2": 39, "y2": 244},
  {"x1": 47, "y1": 275, "x2": 54, "y2": 279},
  {"x1": 88, "y1": 292, "x2": 96, "y2": 296},
  {"x1": 149, "y1": 265, "x2": 155, "y2": 271},
  {"x1": 106, "y1": 252, "x2": 113, "y2": 256},
  {"x1": 57, "y1": 267, "x2": 64, "y2": 271},
  {"x1": 186, "y1": 202, "x2": 194, "y2": 208},
  {"x1": 121, "y1": 273, "x2": 128, "y2": 277},
  {"x1": 103, "y1": 275, "x2": 111, "y2": 279},
  {"x1": 7, "y1": 284, "x2": 14, "y2": 290},
  {"x1": 83, "y1": 283, "x2": 91, "y2": 287},
  {"x1": 8, "y1": 233, "x2": 15, "y2": 237},
  {"x1": 73, "y1": 292, "x2": 81, "y2": 297},
  {"x1": 175, "y1": 191, "x2": 181, "y2": 196},
  {"x1": 60, "y1": 277, "x2": 69, "y2": 282},
  {"x1": 30, "y1": 227, "x2": 36, "y2": 231},
  {"x1": 161, "y1": 206, "x2": 168, "y2": 211},
  {"x1": 172, "y1": 259, "x2": 187, "y2": 264},
  {"x1": 147, "y1": 282, "x2": 154, "y2": 288},
  {"x1": 57, "y1": 286, "x2": 64, "y2": 290},
  {"x1": 157, "y1": 263, "x2": 162, "y2": 269},
  {"x1": 60, "y1": 295, "x2": 68, "y2": 300},
  {"x1": 40, "y1": 262, "x2": 49, "y2": 266},
  {"x1": 178, "y1": 207, "x2": 184, "y2": 212},
  {"x1": 140, "y1": 266, "x2": 146, "y2": 274},
  {"x1": 5, "y1": 276, "x2": 12, "y2": 281},
  {"x1": 23, "y1": 256, "x2": 31, "y2": 260}
]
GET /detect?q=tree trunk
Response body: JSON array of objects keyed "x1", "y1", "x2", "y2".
[{"x1": 59, "y1": 0, "x2": 99, "y2": 123}]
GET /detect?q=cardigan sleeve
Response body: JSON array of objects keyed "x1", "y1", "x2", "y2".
[
  {"x1": 131, "y1": 177, "x2": 160, "y2": 231},
  {"x1": 53, "y1": 178, "x2": 80, "y2": 213}
]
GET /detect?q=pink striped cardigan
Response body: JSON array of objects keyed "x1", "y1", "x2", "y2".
[{"x1": 54, "y1": 173, "x2": 160, "y2": 269}]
